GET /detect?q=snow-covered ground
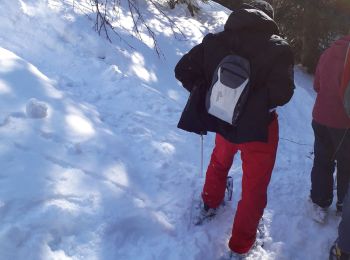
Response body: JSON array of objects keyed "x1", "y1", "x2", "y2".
[{"x1": 0, "y1": 1, "x2": 341, "y2": 259}]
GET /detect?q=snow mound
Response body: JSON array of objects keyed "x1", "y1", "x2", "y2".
[
  {"x1": 26, "y1": 98, "x2": 49, "y2": 118},
  {"x1": 0, "y1": 47, "x2": 61, "y2": 119}
]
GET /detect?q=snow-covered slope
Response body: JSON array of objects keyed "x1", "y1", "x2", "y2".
[{"x1": 0, "y1": 1, "x2": 340, "y2": 259}]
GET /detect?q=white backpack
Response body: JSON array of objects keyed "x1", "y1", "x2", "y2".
[{"x1": 206, "y1": 54, "x2": 251, "y2": 125}]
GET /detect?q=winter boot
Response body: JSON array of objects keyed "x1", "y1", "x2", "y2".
[
  {"x1": 224, "y1": 240, "x2": 260, "y2": 260},
  {"x1": 194, "y1": 201, "x2": 217, "y2": 225},
  {"x1": 223, "y1": 219, "x2": 265, "y2": 259},
  {"x1": 310, "y1": 201, "x2": 328, "y2": 224},
  {"x1": 329, "y1": 240, "x2": 350, "y2": 260},
  {"x1": 336, "y1": 201, "x2": 343, "y2": 215},
  {"x1": 227, "y1": 251, "x2": 248, "y2": 260}
]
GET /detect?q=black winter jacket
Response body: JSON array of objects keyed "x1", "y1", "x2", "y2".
[{"x1": 175, "y1": 8, "x2": 295, "y2": 143}]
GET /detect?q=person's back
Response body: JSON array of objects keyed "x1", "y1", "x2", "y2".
[
  {"x1": 175, "y1": 1, "x2": 294, "y2": 257},
  {"x1": 313, "y1": 35, "x2": 350, "y2": 129},
  {"x1": 175, "y1": 4, "x2": 294, "y2": 144},
  {"x1": 310, "y1": 35, "x2": 350, "y2": 222}
]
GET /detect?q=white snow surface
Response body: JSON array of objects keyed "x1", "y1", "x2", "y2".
[{"x1": 0, "y1": 1, "x2": 340, "y2": 259}]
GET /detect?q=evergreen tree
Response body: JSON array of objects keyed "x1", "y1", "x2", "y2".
[{"x1": 273, "y1": 0, "x2": 350, "y2": 72}]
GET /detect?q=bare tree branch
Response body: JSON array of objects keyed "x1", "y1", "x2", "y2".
[
  {"x1": 87, "y1": 0, "x2": 135, "y2": 50},
  {"x1": 75, "y1": 0, "x2": 187, "y2": 57},
  {"x1": 148, "y1": 0, "x2": 186, "y2": 40}
]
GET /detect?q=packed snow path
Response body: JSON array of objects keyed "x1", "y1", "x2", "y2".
[{"x1": 0, "y1": 1, "x2": 341, "y2": 259}]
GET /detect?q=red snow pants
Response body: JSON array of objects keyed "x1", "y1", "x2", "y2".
[{"x1": 201, "y1": 116, "x2": 279, "y2": 254}]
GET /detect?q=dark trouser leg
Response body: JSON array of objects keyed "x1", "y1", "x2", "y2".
[
  {"x1": 310, "y1": 121, "x2": 336, "y2": 208},
  {"x1": 334, "y1": 129, "x2": 350, "y2": 207},
  {"x1": 336, "y1": 162, "x2": 350, "y2": 207},
  {"x1": 338, "y1": 183, "x2": 350, "y2": 254}
]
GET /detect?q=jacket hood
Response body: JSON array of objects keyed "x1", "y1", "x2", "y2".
[
  {"x1": 333, "y1": 35, "x2": 350, "y2": 47},
  {"x1": 224, "y1": 8, "x2": 279, "y2": 35},
  {"x1": 327, "y1": 35, "x2": 350, "y2": 60}
]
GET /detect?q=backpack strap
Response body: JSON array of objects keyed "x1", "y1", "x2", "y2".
[
  {"x1": 341, "y1": 42, "x2": 350, "y2": 117},
  {"x1": 341, "y1": 42, "x2": 350, "y2": 95},
  {"x1": 343, "y1": 42, "x2": 350, "y2": 68}
]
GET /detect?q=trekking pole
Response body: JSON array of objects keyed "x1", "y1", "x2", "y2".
[
  {"x1": 200, "y1": 134, "x2": 204, "y2": 178},
  {"x1": 331, "y1": 128, "x2": 349, "y2": 161},
  {"x1": 331, "y1": 128, "x2": 349, "y2": 190}
]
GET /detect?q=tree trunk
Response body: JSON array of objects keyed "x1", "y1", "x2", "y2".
[{"x1": 301, "y1": 0, "x2": 321, "y2": 72}]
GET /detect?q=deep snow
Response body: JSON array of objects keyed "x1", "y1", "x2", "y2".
[{"x1": 0, "y1": 1, "x2": 342, "y2": 259}]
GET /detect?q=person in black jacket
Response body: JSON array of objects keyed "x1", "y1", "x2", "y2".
[
  {"x1": 329, "y1": 183, "x2": 350, "y2": 260},
  {"x1": 175, "y1": 0, "x2": 294, "y2": 257}
]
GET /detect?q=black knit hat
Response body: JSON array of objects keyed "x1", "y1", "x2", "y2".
[{"x1": 242, "y1": 0, "x2": 274, "y2": 19}]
